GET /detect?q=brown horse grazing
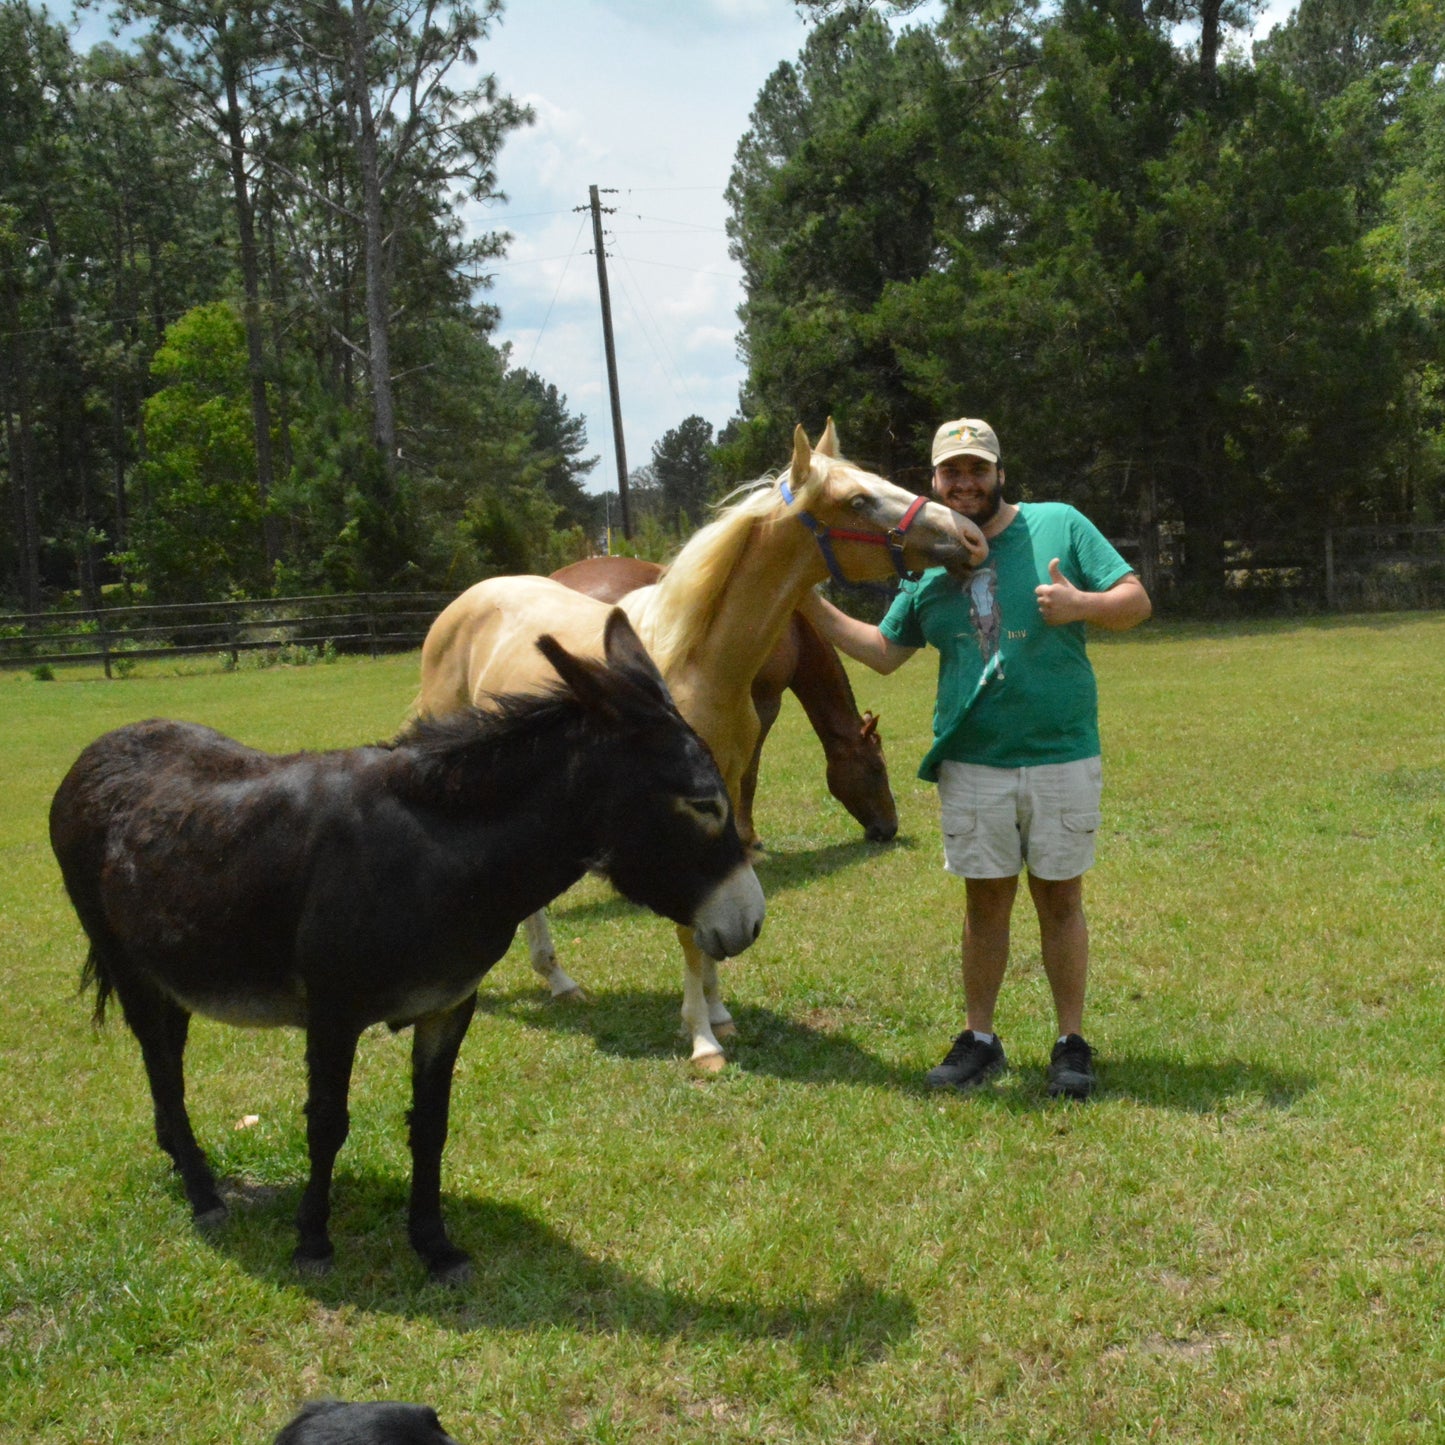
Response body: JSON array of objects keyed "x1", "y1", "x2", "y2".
[
  {"x1": 50, "y1": 613, "x2": 763, "y2": 1280},
  {"x1": 550, "y1": 554, "x2": 898, "y2": 848},
  {"x1": 418, "y1": 421, "x2": 987, "y2": 1069}
]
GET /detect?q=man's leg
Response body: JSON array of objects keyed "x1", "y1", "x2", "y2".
[
  {"x1": 962, "y1": 874, "x2": 1019, "y2": 1034},
  {"x1": 1029, "y1": 872, "x2": 1096, "y2": 1097},
  {"x1": 1027, "y1": 872, "x2": 1087, "y2": 1036}
]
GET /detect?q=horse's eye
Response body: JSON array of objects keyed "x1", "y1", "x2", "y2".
[
  {"x1": 685, "y1": 797, "x2": 725, "y2": 821},
  {"x1": 849, "y1": 495, "x2": 869, "y2": 513}
]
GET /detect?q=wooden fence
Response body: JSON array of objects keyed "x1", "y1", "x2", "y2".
[
  {"x1": 0, "y1": 592, "x2": 457, "y2": 677},
  {"x1": 1324, "y1": 524, "x2": 1445, "y2": 611}
]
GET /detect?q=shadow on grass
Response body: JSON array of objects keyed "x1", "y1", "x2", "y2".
[
  {"x1": 204, "y1": 1180, "x2": 915, "y2": 1370},
  {"x1": 544, "y1": 835, "x2": 912, "y2": 934},
  {"x1": 908, "y1": 1053, "x2": 1314, "y2": 1115},
  {"x1": 476, "y1": 985, "x2": 922, "y2": 1093},
  {"x1": 1095, "y1": 1052, "x2": 1315, "y2": 1112}
]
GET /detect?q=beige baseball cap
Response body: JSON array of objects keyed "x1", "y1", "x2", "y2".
[{"x1": 931, "y1": 418, "x2": 1001, "y2": 466}]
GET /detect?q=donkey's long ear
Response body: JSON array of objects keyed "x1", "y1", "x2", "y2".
[
  {"x1": 535, "y1": 632, "x2": 624, "y2": 724},
  {"x1": 600, "y1": 607, "x2": 670, "y2": 704},
  {"x1": 815, "y1": 417, "x2": 840, "y2": 457}
]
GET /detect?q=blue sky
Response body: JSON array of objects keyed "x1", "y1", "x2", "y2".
[{"x1": 473, "y1": 0, "x2": 814, "y2": 492}]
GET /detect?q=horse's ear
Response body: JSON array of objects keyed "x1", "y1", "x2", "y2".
[
  {"x1": 600, "y1": 607, "x2": 669, "y2": 700},
  {"x1": 790, "y1": 425, "x2": 813, "y2": 498},
  {"x1": 861, "y1": 709, "x2": 879, "y2": 739},
  {"x1": 816, "y1": 417, "x2": 840, "y2": 458}
]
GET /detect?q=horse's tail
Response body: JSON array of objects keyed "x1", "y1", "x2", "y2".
[{"x1": 79, "y1": 942, "x2": 117, "y2": 1026}]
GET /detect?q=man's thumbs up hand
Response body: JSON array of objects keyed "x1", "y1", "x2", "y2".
[{"x1": 1035, "y1": 557, "x2": 1084, "y2": 625}]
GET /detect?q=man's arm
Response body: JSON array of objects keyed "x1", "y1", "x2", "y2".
[
  {"x1": 1035, "y1": 563, "x2": 1152, "y2": 631},
  {"x1": 799, "y1": 590, "x2": 918, "y2": 675}
]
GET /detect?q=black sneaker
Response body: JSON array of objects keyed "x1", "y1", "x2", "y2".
[
  {"x1": 1047, "y1": 1034, "x2": 1096, "y2": 1099},
  {"x1": 925, "y1": 1030, "x2": 1006, "y2": 1091}
]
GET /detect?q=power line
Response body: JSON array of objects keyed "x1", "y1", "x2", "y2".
[{"x1": 521, "y1": 214, "x2": 588, "y2": 371}]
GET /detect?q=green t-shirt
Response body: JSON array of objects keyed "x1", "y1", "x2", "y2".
[{"x1": 880, "y1": 502, "x2": 1133, "y2": 779}]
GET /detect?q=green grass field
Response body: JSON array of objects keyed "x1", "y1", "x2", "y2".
[{"x1": 2, "y1": 614, "x2": 1443, "y2": 1443}]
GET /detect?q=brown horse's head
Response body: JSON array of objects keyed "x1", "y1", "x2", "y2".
[{"x1": 825, "y1": 708, "x2": 898, "y2": 842}]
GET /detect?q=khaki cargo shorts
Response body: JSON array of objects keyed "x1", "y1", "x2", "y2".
[{"x1": 937, "y1": 756, "x2": 1103, "y2": 881}]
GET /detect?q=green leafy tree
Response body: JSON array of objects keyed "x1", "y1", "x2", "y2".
[
  {"x1": 726, "y1": 9, "x2": 974, "y2": 477},
  {"x1": 650, "y1": 415, "x2": 716, "y2": 532},
  {"x1": 272, "y1": 0, "x2": 529, "y2": 482},
  {"x1": 504, "y1": 369, "x2": 600, "y2": 531},
  {"x1": 729, "y1": 0, "x2": 1409, "y2": 605},
  {"x1": 127, "y1": 303, "x2": 270, "y2": 601},
  {"x1": 108, "y1": 0, "x2": 290, "y2": 570}
]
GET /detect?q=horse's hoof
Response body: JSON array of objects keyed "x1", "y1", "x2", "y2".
[
  {"x1": 691, "y1": 1051, "x2": 728, "y2": 1075},
  {"x1": 192, "y1": 1202, "x2": 227, "y2": 1230},
  {"x1": 551, "y1": 985, "x2": 588, "y2": 1004},
  {"x1": 712, "y1": 1020, "x2": 739, "y2": 1041}
]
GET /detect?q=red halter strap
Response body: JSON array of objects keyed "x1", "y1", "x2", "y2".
[{"x1": 780, "y1": 484, "x2": 929, "y2": 586}]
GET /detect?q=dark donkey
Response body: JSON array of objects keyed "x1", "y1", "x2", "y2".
[
  {"x1": 49, "y1": 611, "x2": 764, "y2": 1281},
  {"x1": 551, "y1": 555, "x2": 898, "y2": 847}
]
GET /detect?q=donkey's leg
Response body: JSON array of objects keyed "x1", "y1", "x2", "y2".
[
  {"x1": 524, "y1": 910, "x2": 586, "y2": 1001},
  {"x1": 679, "y1": 927, "x2": 730, "y2": 1072},
  {"x1": 407, "y1": 994, "x2": 478, "y2": 1284},
  {"x1": 112, "y1": 972, "x2": 224, "y2": 1224},
  {"x1": 294, "y1": 1019, "x2": 360, "y2": 1273}
]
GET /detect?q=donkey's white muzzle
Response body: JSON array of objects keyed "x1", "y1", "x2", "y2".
[{"x1": 692, "y1": 861, "x2": 765, "y2": 960}]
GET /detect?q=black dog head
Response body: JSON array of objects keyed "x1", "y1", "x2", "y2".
[{"x1": 273, "y1": 1399, "x2": 460, "y2": 1445}]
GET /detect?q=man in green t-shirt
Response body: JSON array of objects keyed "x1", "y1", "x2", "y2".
[{"x1": 802, "y1": 418, "x2": 1151, "y2": 1098}]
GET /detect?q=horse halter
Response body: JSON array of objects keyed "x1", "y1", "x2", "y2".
[{"x1": 779, "y1": 478, "x2": 929, "y2": 588}]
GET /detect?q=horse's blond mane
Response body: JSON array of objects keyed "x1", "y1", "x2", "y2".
[
  {"x1": 634, "y1": 477, "x2": 783, "y2": 674},
  {"x1": 631, "y1": 441, "x2": 866, "y2": 674}
]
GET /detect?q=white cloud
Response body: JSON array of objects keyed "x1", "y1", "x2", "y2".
[{"x1": 478, "y1": 0, "x2": 808, "y2": 488}]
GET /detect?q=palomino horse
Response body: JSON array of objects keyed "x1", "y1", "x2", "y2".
[
  {"x1": 51, "y1": 613, "x2": 763, "y2": 1279},
  {"x1": 550, "y1": 554, "x2": 898, "y2": 847},
  {"x1": 418, "y1": 422, "x2": 988, "y2": 1069}
]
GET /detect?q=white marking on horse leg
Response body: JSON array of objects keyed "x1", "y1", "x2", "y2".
[
  {"x1": 680, "y1": 929, "x2": 726, "y2": 1069},
  {"x1": 524, "y1": 910, "x2": 585, "y2": 1001},
  {"x1": 702, "y1": 955, "x2": 737, "y2": 1039}
]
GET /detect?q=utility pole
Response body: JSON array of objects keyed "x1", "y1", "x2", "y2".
[{"x1": 585, "y1": 184, "x2": 631, "y2": 539}]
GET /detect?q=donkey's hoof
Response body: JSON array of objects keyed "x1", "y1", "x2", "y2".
[
  {"x1": 293, "y1": 1247, "x2": 334, "y2": 1277},
  {"x1": 690, "y1": 1051, "x2": 728, "y2": 1075},
  {"x1": 427, "y1": 1252, "x2": 473, "y2": 1287}
]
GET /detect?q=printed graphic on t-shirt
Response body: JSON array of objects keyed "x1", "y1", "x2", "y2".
[{"x1": 967, "y1": 564, "x2": 1004, "y2": 681}]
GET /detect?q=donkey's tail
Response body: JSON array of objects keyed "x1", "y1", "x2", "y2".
[{"x1": 79, "y1": 943, "x2": 117, "y2": 1026}]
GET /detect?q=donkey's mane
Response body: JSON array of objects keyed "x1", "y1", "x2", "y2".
[{"x1": 392, "y1": 686, "x2": 581, "y2": 807}]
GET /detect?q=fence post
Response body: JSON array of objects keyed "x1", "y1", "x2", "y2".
[
  {"x1": 1324, "y1": 530, "x2": 1335, "y2": 610},
  {"x1": 95, "y1": 607, "x2": 113, "y2": 680},
  {"x1": 365, "y1": 594, "x2": 378, "y2": 659}
]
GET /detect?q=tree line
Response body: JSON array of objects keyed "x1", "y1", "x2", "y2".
[
  {"x1": 1, "y1": 0, "x2": 607, "y2": 611},
  {"x1": 722, "y1": 0, "x2": 1445, "y2": 607},
  {"x1": 3, "y1": 0, "x2": 1444, "y2": 616}
]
